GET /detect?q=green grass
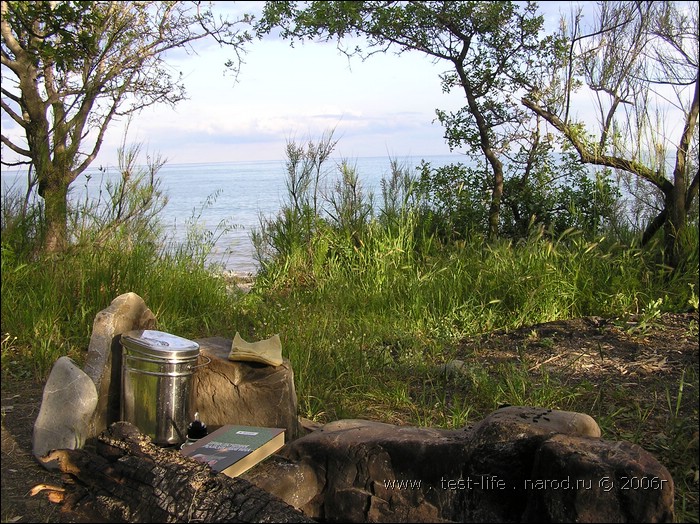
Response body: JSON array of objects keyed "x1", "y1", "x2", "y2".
[{"x1": 1, "y1": 157, "x2": 698, "y2": 521}]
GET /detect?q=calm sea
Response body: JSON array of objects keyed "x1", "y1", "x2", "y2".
[{"x1": 1, "y1": 155, "x2": 463, "y2": 274}]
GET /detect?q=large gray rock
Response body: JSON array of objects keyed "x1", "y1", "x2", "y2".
[
  {"x1": 83, "y1": 292, "x2": 156, "y2": 439},
  {"x1": 468, "y1": 405, "x2": 602, "y2": 444},
  {"x1": 525, "y1": 434, "x2": 675, "y2": 523},
  {"x1": 248, "y1": 419, "x2": 460, "y2": 522},
  {"x1": 243, "y1": 455, "x2": 322, "y2": 512},
  {"x1": 193, "y1": 337, "x2": 303, "y2": 440},
  {"x1": 32, "y1": 356, "x2": 98, "y2": 468},
  {"x1": 245, "y1": 408, "x2": 674, "y2": 523}
]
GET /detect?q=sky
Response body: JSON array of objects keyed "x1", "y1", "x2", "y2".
[
  {"x1": 95, "y1": 1, "x2": 471, "y2": 166},
  {"x1": 107, "y1": 1, "x2": 599, "y2": 166},
  {"x1": 2, "y1": 1, "x2": 668, "y2": 169},
  {"x1": 0, "y1": 1, "x2": 582, "y2": 169},
  {"x1": 118, "y1": 36, "x2": 465, "y2": 165}
]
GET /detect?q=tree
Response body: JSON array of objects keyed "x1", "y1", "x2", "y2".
[
  {"x1": 522, "y1": 1, "x2": 699, "y2": 268},
  {"x1": 258, "y1": 1, "x2": 550, "y2": 240},
  {"x1": 1, "y1": 1, "x2": 252, "y2": 252}
]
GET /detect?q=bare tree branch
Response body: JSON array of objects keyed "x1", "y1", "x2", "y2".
[{"x1": 1, "y1": 133, "x2": 30, "y2": 156}]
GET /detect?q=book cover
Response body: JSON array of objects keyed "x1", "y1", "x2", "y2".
[{"x1": 181, "y1": 424, "x2": 285, "y2": 477}]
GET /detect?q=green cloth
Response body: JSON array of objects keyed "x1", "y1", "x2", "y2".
[{"x1": 228, "y1": 332, "x2": 283, "y2": 367}]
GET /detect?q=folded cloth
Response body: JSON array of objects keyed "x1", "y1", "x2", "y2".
[{"x1": 229, "y1": 332, "x2": 283, "y2": 367}]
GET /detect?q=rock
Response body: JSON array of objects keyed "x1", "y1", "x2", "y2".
[
  {"x1": 436, "y1": 359, "x2": 467, "y2": 378},
  {"x1": 255, "y1": 412, "x2": 673, "y2": 523},
  {"x1": 243, "y1": 455, "x2": 322, "y2": 512},
  {"x1": 32, "y1": 356, "x2": 98, "y2": 468},
  {"x1": 193, "y1": 337, "x2": 304, "y2": 440},
  {"x1": 469, "y1": 405, "x2": 602, "y2": 445},
  {"x1": 459, "y1": 407, "x2": 600, "y2": 523},
  {"x1": 82, "y1": 292, "x2": 156, "y2": 439},
  {"x1": 274, "y1": 419, "x2": 469, "y2": 523},
  {"x1": 525, "y1": 434, "x2": 675, "y2": 523}
]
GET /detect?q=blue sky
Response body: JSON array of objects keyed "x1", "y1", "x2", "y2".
[
  {"x1": 1, "y1": 2, "x2": 593, "y2": 168},
  {"x1": 96, "y1": 1, "x2": 584, "y2": 165},
  {"x1": 98, "y1": 2, "x2": 469, "y2": 165},
  {"x1": 3, "y1": 2, "x2": 658, "y2": 168}
]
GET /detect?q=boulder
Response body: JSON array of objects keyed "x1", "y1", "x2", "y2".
[
  {"x1": 524, "y1": 434, "x2": 675, "y2": 523},
  {"x1": 243, "y1": 455, "x2": 322, "y2": 512},
  {"x1": 193, "y1": 337, "x2": 303, "y2": 440},
  {"x1": 247, "y1": 419, "x2": 462, "y2": 522},
  {"x1": 82, "y1": 292, "x2": 156, "y2": 438},
  {"x1": 245, "y1": 409, "x2": 674, "y2": 523},
  {"x1": 32, "y1": 356, "x2": 98, "y2": 467},
  {"x1": 468, "y1": 405, "x2": 602, "y2": 443}
]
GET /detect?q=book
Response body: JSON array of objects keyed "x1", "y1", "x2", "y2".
[{"x1": 181, "y1": 424, "x2": 285, "y2": 477}]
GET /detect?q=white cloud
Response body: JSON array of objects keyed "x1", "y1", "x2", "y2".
[
  {"x1": 12, "y1": 2, "x2": 645, "y2": 170},
  {"x1": 92, "y1": 24, "x2": 465, "y2": 165}
]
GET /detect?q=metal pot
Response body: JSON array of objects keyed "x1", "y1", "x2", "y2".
[{"x1": 120, "y1": 330, "x2": 201, "y2": 445}]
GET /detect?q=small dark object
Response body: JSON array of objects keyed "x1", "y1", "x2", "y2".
[{"x1": 187, "y1": 412, "x2": 208, "y2": 440}]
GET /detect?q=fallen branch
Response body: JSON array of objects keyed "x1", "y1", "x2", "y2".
[
  {"x1": 40, "y1": 422, "x2": 313, "y2": 523},
  {"x1": 527, "y1": 353, "x2": 564, "y2": 372}
]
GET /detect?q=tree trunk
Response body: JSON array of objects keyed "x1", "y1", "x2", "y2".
[
  {"x1": 41, "y1": 179, "x2": 69, "y2": 253},
  {"x1": 665, "y1": 78, "x2": 699, "y2": 269},
  {"x1": 664, "y1": 183, "x2": 688, "y2": 269},
  {"x1": 457, "y1": 67, "x2": 503, "y2": 241},
  {"x1": 40, "y1": 422, "x2": 314, "y2": 523},
  {"x1": 641, "y1": 208, "x2": 666, "y2": 247},
  {"x1": 488, "y1": 168, "x2": 504, "y2": 241}
]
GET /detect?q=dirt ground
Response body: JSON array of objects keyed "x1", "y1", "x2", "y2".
[{"x1": 2, "y1": 312, "x2": 698, "y2": 523}]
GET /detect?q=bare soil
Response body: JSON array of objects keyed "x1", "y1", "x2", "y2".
[{"x1": 2, "y1": 312, "x2": 698, "y2": 523}]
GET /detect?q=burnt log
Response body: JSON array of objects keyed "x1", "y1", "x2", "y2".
[{"x1": 40, "y1": 421, "x2": 314, "y2": 523}]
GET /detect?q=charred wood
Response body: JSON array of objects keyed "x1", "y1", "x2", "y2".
[{"x1": 40, "y1": 422, "x2": 314, "y2": 523}]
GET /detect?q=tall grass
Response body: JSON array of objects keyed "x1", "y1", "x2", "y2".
[
  {"x1": 2, "y1": 138, "x2": 696, "y2": 417},
  {"x1": 1, "y1": 145, "x2": 246, "y2": 379},
  {"x1": 1, "y1": 140, "x2": 697, "y2": 521},
  {"x1": 247, "y1": 150, "x2": 697, "y2": 520},
  {"x1": 247, "y1": 135, "x2": 698, "y2": 424},
  {"x1": 252, "y1": 219, "x2": 697, "y2": 413}
]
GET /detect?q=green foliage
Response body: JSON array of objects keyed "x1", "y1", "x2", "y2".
[
  {"x1": 415, "y1": 160, "x2": 489, "y2": 241},
  {"x1": 260, "y1": 0, "x2": 698, "y2": 272},
  {"x1": 0, "y1": 235, "x2": 240, "y2": 379},
  {"x1": 0, "y1": 144, "x2": 240, "y2": 378},
  {"x1": 326, "y1": 159, "x2": 374, "y2": 245},
  {"x1": 2, "y1": 1, "x2": 253, "y2": 252},
  {"x1": 3, "y1": 2, "x2": 103, "y2": 73},
  {"x1": 254, "y1": 137, "x2": 698, "y2": 336},
  {"x1": 258, "y1": 1, "x2": 554, "y2": 243},
  {"x1": 378, "y1": 158, "x2": 418, "y2": 227},
  {"x1": 3, "y1": 138, "x2": 698, "y2": 519},
  {"x1": 70, "y1": 143, "x2": 169, "y2": 249},
  {"x1": 251, "y1": 213, "x2": 698, "y2": 420},
  {"x1": 415, "y1": 147, "x2": 621, "y2": 243},
  {"x1": 0, "y1": 175, "x2": 46, "y2": 260},
  {"x1": 499, "y1": 148, "x2": 621, "y2": 240},
  {"x1": 252, "y1": 132, "x2": 338, "y2": 271}
]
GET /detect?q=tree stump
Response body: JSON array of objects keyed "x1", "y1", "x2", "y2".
[{"x1": 193, "y1": 337, "x2": 303, "y2": 440}]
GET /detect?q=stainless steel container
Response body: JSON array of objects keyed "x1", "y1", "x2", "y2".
[{"x1": 120, "y1": 330, "x2": 200, "y2": 446}]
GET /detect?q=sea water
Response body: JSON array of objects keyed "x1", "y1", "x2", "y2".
[{"x1": 1, "y1": 155, "x2": 463, "y2": 274}]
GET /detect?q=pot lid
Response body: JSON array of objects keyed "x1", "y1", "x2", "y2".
[{"x1": 120, "y1": 329, "x2": 200, "y2": 359}]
